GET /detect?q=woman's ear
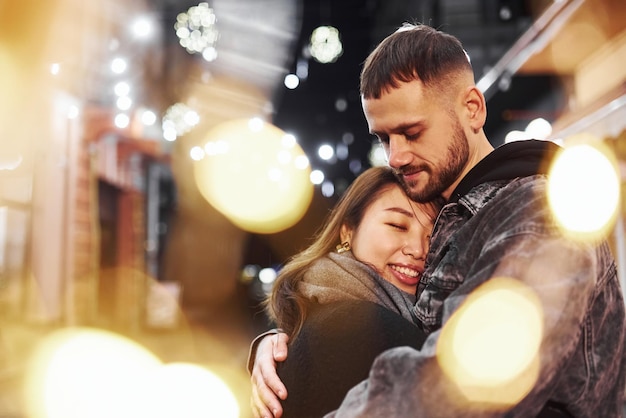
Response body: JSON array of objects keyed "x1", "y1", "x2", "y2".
[
  {"x1": 464, "y1": 86, "x2": 487, "y2": 132},
  {"x1": 339, "y1": 224, "x2": 352, "y2": 243}
]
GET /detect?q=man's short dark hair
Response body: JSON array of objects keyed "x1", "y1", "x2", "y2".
[{"x1": 360, "y1": 23, "x2": 473, "y2": 99}]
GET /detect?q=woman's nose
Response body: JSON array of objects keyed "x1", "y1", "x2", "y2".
[{"x1": 402, "y1": 242, "x2": 426, "y2": 260}]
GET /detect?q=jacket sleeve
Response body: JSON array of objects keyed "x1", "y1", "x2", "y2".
[{"x1": 247, "y1": 328, "x2": 281, "y2": 374}]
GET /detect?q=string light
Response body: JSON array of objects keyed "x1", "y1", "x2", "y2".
[
  {"x1": 309, "y1": 26, "x2": 343, "y2": 64},
  {"x1": 175, "y1": 2, "x2": 219, "y2": 61}
]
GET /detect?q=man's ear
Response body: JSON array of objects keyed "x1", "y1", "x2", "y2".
[
  {"x1": 339, "y1": 224, "x2": 352, "y2": 243},
  {"x1": 464, "y1": 86, "x2": 487, "y2": 132}
]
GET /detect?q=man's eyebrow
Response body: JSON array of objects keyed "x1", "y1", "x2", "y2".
[{"x1": 370, "y1": 120, "x2": 426, "y2": 136}]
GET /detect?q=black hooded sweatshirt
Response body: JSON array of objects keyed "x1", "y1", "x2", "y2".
[{"x1": 450, "y1": 139, "x2": 562, "y2": 203}]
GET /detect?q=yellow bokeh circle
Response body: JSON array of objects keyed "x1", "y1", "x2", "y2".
[
  {"x1": 144, "y1": 363, "x2": 240, "y2": 418},
  {"x1": 547, "y1": 136, "x2": 620, "y2": 241},
  {"x1": 23, "y1": 327, "x2": 242, "y2": 418},
  {"x1": 194, "y1": 118, "x2": 313, "y2": 234},
  {"x1": 23, "y1": 327, "x2": 162, "y2": 418},
  {"x1": 436, "y1": 277, "x2": 543, "y2": 406}
]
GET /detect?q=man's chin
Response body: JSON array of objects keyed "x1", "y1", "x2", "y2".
[{"x1": 406, "y1": 184, "x2": 440, "y2": 203}]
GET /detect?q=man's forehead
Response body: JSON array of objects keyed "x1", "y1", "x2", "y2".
[{"x1": 362, "y1": 90, "x2": 430, "y2": 131}]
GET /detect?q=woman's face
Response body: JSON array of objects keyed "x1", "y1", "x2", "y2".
[{"x1": 343, "y1": 184, "x2": 435, "y2": 295}]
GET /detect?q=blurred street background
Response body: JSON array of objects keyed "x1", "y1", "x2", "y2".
[{"x1": 0, "y1": 0, "x2": 624, "y2": 416}]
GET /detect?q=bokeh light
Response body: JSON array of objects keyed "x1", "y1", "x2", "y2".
[
  {"x1": 525, "y1": 118, "x2": 552, "y2": 140},
  {"x1": 547, "y1": 136, "x2": 620, "y2": 241},
  {"x1": 194, "y1": 118, "x2": 313, "y2": 233},
  {"x1": 140, "y1": 109, "x2": 157, "y2": 126},
  {"x1": 116, "y1": 96, "x2": 132, "y2": 110},
  {"x1": 504, "y1": 130, "x2": 530, "y2": 143},
  {"x1": 309, "y1": 25, "x2": 343, "y2": 64},
  {"x1": 284, "y1": 73, "x2": 299, "y2": 89},
  {"x1": 190, "y1": 145, "x2": 205, "y2": 161},
  {"x1": 321, "y1": 180, "x2": 335, "y2": 197},
  {"x1": 24, "y1": 327, "x2": 162, "y2": 418},
  {"x1": 310, "y1": 169, "x2": 324, "y2": 185},
  {"x1": 437, "y1": 277, "x2": 543, "y2": 406},
  {"x1": 114, "y1": 81, "x2": 130, "y2": 96},
  {"x1": 318, "y1": 144, "x2": 334, "y2": 160},
  {"x1": 111, "y1": 57, "x2": 127, "y2": 74},
  {"x1": 67, "y1": 105, "x2": 80, "y2": 120},
  {"x1": 175, "y1": 2, "x2": 219, "y2": 59},
  {"x1": 23, "y1": 326, "x2": 242, "y2": 418},
  {"x1": 50, "y1": 63, "x2": 60, "y2": 75},
  {"x1": 258, "y1": 267, "x2": 277, "y2": 284},
  {"x1": 162, "y1": 102, "x2": 200, "y2": 139},
  {"x1": 131, "y1": 16, "x2": 154, "y2": 39},
  {"x1": 114, "y1": 113, "x2": 130, "y2": 128},
  {"x1": 368, "y1": 142, "x2": 388, "y2": 167},
  {"x1": 144, "y1": 363, "x2": 239, "y2": 418}
]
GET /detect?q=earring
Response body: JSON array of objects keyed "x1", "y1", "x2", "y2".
[{"x1": 336, "y1": 242, "x2": 351, "y2": 254}]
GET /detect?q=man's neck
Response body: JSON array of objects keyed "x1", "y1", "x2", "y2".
[{"x1": 442, "y1": 134, "x2": 493, "y2": 201}]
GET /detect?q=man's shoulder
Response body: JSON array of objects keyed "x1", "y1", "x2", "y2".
[{"x1": 460, "y1": 175, "x2": 548, "y2": 214}]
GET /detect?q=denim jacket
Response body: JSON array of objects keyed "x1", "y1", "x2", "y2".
[{"x1": 328, "y1": 171, "x2": 626, "y2": 417}]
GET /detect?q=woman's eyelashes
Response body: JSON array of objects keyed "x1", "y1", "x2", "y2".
[{"x1": 386, "y1": 222, "x2": 407, "y2": 231}]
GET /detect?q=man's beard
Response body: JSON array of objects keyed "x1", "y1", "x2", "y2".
[{"x1": 398, "y1": 119, "x2": 469, "y2": 203}]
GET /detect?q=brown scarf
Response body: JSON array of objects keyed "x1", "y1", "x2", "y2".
[{"x1": 298, "y1": 251, "x2": 418, "y2": 325}]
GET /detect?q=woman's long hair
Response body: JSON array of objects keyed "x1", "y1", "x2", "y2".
[{"x1": 265, "y1": 166, "x2": 438, "y2": 341}]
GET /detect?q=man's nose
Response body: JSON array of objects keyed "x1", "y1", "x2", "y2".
[{"x1": 387, "y1": 135, "x2": 412, "y2": 169}]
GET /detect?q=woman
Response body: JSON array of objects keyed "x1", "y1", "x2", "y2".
[{"x1": 264, "y1": 166, "x2": 440, "y2": 417}]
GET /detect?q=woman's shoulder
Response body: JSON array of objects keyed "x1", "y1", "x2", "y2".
[
  {"x1": 278, "y1": 300, "x2": 427, "y2": 417},
  {"x1": 294, "y1": 299, "x2": 427, "y2": 360},
  {"x1": 306, "y1": 299, "x2": 420, "y2": 339}
]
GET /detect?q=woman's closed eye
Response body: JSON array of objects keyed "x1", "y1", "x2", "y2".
[{"x1": 386, "y1": 222, "x2": 407, "y2": 231}]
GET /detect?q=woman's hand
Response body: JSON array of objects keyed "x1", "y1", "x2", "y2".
[{"x1": 250, "y1": 332, "x2": 290, "y2": 418}]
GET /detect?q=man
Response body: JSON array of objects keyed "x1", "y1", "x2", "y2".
[{"x1": 250, "y1": 24, "x2": 626, "y2": 418}]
